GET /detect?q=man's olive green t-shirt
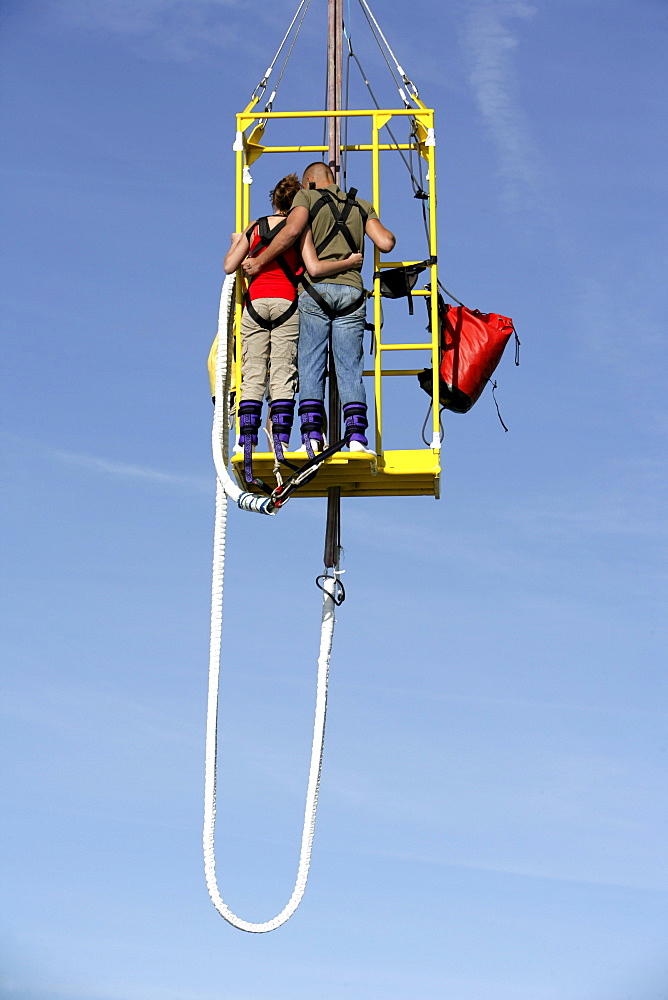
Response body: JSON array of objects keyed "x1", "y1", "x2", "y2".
[{"x1": 291, "y1": 184, "x2": 378, "y2": 291}]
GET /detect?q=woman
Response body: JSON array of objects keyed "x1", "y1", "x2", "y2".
[{"x1": 224, "y1": 173, "x2": 361, "y2": 462}]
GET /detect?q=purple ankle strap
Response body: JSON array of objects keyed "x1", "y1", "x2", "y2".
[
  {"x1": 298, "y1": 399, "x2": 325, "y2": 446},
  {"x1": 343, "y1": 402, "x2": 368, "y2": 446}
]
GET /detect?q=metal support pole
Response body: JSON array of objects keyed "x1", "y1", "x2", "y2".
[
  {"x1": 326, "y1": 0, "x2": 342, "y2": 182},
  {"x1": 324, "y1": 0, "x2": 343, "y2": 571}
]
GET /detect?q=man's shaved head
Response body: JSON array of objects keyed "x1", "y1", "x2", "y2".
[{"x1": 302, "y1": 162, "x2": 335, "y2": 186}]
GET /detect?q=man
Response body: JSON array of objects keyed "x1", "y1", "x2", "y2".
[{"x1": 242, "y1": 162, "x2": 395, "y2": 453}]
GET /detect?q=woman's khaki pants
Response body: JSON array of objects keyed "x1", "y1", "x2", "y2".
[{"x1": 240, "y1": 297, "x2": 299, "y2": 402}]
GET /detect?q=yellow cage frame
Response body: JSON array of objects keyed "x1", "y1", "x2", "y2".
[{"x1": 225, "y1": 101, "x2": 442, "y2": 499}]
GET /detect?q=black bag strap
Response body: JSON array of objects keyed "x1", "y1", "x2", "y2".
[{"x1": 373, "y1": 258, "x2": 437, "y2": 315}]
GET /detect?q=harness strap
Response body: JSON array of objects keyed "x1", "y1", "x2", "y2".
[
  {"x1": 244, "y1": 216, "x2": 302, "y2": 331},
  {"x1": 244, "y1": 294, "x2": 298, "y2": 331},
  {"x1": 301, "y1": 280, "x2": 366, "y2": 320},
  {"x1": 237, "y1": 401, "x2": 263, "y2": 485},
  {"x1": 244, "y1": 437, "x2": 254, "y2": 483},
  {"x1": 246, "y1": 215, "x2": 287, "y2": 253},
  {"x1": 302, "y1": 189, "x2": 368, "y2": 316},
  {"x1": 309, "y1": 187, "x2": 368, "y2": 258},
  {"x1": 269, "y1": 399, "x2": 295, "y2": 463}
]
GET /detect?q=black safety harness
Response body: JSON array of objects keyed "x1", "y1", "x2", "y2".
[
  {"x1": 301, "y1": 187, "x2": 369, "y2": 319},
  {"x1": 244, "y1": 216, "x2": 301, "y2": 330}
]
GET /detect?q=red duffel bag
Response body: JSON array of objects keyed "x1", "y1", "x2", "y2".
[{"x1": 419, "y1": 295, "x2": 517, "y2": 413}]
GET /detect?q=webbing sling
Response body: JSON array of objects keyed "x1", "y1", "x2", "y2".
[
  {"x1": 301, "y1": 188, "x2": 368, "y2": 319},
  {"x1": 244, "y1": 217, "x2": 300, "y2": 331},
  {"x1": 308, "y1": 187, "x2": 368, "y2": 257},
  {"x1": 301, "y1": 281, "x2": 366, "y2": 320}
]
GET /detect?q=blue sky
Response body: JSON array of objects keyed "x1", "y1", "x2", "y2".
[{"x1": 1, "y1": 0, "x2": 667, "y2": 998}]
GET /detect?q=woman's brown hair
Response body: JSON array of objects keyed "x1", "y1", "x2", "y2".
[{"x1": 270, "y1": 173, "x2": 301, "y2": 214}]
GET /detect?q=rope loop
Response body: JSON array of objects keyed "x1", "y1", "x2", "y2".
[{"x1": 316, "y1": 573, "x2": 346, "y2": 606}]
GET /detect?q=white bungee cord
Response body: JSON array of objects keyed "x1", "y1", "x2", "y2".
[{"x1": 203, "y1": 274, "x2": 337, "y2": 932}]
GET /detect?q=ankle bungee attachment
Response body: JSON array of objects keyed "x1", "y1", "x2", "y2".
[
  {"x1": 343, "y1": 402, "x2": 369, "y2": 448},
  {"x1": 298, "y1": 399, "x2": 326, "y2": 459},
  {"x1": 269, "y1": 399, "x2": 295, "y2": 462},
  {"x1": 238, "y1": 400, "x2": 263, "y2": 483}
]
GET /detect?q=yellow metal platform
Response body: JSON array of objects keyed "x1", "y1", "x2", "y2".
[
  {"x1": 214, "y1": 103, "x2": 444, "y2": 501},
  {"x1": 231, "y1": 449, "x2": 440, "y2": 498}
]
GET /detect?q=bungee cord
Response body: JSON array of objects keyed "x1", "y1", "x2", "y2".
[{"x1": 204, "y1": 275, "x2": 338, "y2": 931}]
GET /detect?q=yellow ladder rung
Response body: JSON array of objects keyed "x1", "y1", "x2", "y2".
[
  {"x1": 256, "y1": 144, "x2": 419, "y2": 154},
  {"x1": 239, "y1": 108, "x2": 422, "y2": 121},
  {"x1": 379, "y1": 343, "x2": 432, "y2": 351},
  {"x1": 377, "y1": 260, "x2": 430, "y2": 268},
  {"x1": 362, "y1": 369, "x2": 423, "y2": 376}
]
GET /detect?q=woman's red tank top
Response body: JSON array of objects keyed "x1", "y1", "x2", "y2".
[{"x1": 247, "y1": 221, "x2": 302, "y2": 301}]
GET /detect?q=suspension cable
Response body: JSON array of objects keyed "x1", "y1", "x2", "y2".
[
  {"x1": 263, "y1": 0, "x2": 313, "y2": 113},
  {"x1": 348, "y1": 45, "x2": 423, "y2": 195},
  {"x1": 249, "y1": 0, "x2": 311, "y2": 104},
  {"x1": 354, "y1": 0, "x2": 405, "y2": 103},
  {"x1": 355, "y1": 0, "x2": 420, "y2": 104},
  {"x1": 345, "y1": 36, "x2": 431, "y2": 246}
]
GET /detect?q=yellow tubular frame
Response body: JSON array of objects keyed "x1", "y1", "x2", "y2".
[{"x1": 230, "y1": 106, "x2": 441, "y2": 498}]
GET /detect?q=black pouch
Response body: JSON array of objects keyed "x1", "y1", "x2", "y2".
[{"x1": 374, "y1": 257, "x2": 436, "y2": 314}]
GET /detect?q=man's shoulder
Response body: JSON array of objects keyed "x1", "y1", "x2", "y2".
[
  {"x1": 336, "y1": 185, "x2": 374, "y2": 213},
  {"x1": 293, "y1": 184, "x2": 378, "y2": 220},
  {"x1": 291, "y1": 188, "x2": 319, "y2": 211},
  {"x1": 351, "y1": 194, "x2": 377, "y2": 219},
  {"x1": 328, "y1": 186, "x2": 379, "y2": 221}
]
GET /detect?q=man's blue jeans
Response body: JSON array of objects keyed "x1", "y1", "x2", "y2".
[{"x1": 298, "y1": 284, "x2": 367, "y2": 406}]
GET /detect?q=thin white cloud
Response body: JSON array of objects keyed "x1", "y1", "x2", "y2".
[
  {"x1": 2, "y1": 432, "x2": 212, "y2": 491},
  {"x1": 2, "y1": 682, "x2": 199, "y2": 752},
  {"x1": 342, "y1": 478, "x2": 667, "y2": 574},
  {"x1": 320, "y1": 731, "x2": 668, "y2": 892},
  {"x1": 1, "y1": 981, "x2": 256, "y2": 1000},
  {"x1": 50, "y1": 0, "x2": 282, "y2": 63},
  {"x1": 351, "y1": 842, "x2": 668, "y2": 894},
  {"x1": 54, "y1": 448, "x2": 211, "y2": 491},
  {"x1": 460, "y1": 1, "x2": 545, "y2": 211}
]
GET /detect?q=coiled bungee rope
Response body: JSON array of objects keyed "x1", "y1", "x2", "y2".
[{"x1": 203, "y1": 274, "x2": 337, "y2": 931}]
